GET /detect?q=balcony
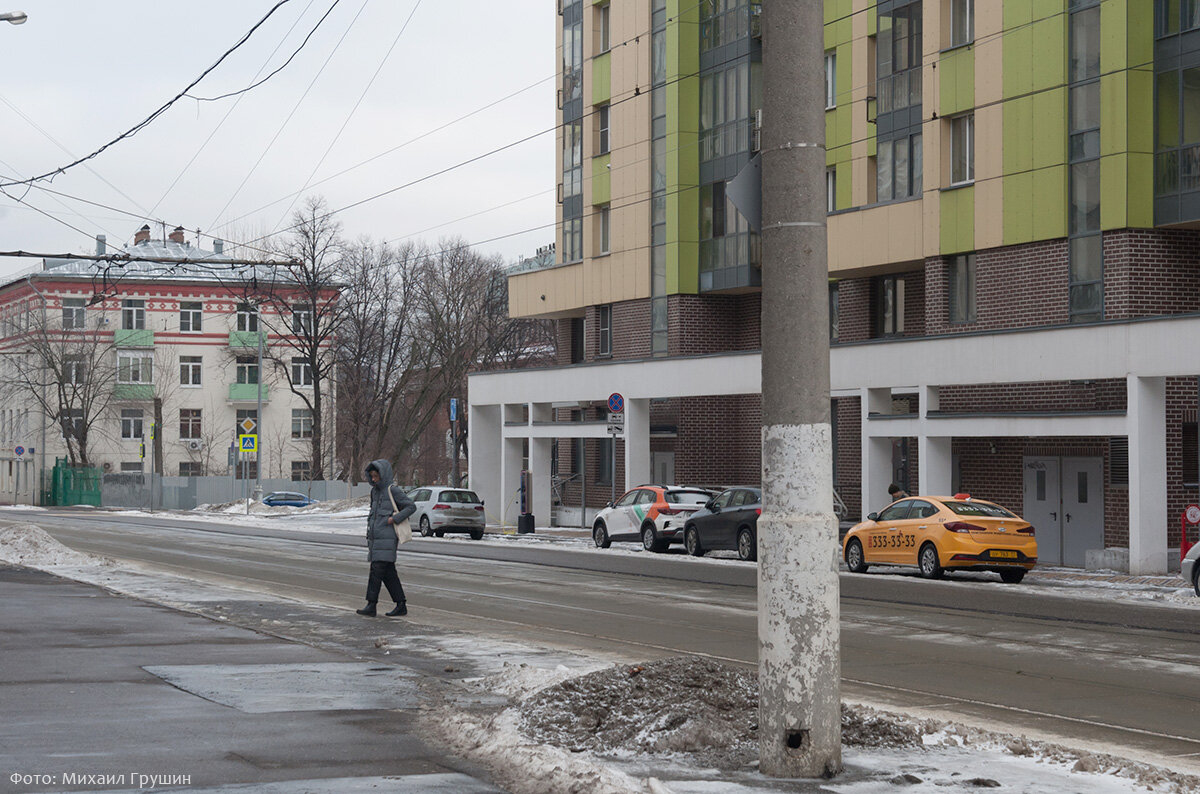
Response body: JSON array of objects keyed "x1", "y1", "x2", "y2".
[
  {"x1": 114, "y1": 329, "x2": 154, "y2": 348},
  {"x1": 228, "y1": 331, "x2": 266, "y2": 348},
  {"x1": 228, "y1": 383, "x2": 269, "y2": 403},
  {"x1": 113, "y1": 383, "x2": 153, "y2": 401}
]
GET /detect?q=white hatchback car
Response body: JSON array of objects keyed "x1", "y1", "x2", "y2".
[
  {"x1": 592, "y1": 485, "x2": 715, "y2": 552},
  {"x1": 1183, "y1": 541, "x2": 1200, "y2": 597},
  {"x1": 407, "y1": 486, "x2": 487, "y2": 540}
]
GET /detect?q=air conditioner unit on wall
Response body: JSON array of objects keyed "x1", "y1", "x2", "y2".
[{"x1": 186, "y1": 439, "x2": 204, "y2": 451}]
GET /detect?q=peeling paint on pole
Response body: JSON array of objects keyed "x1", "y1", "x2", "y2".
[{"x1": 758, "y1": 423, "x2": 841, "y2": 776}]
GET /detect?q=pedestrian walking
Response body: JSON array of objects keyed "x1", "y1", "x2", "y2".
[{"x1": 357, "y1": 458, "x2": 416, "y2": 617}]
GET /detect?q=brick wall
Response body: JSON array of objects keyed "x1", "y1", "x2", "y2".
[
  {"x1": 835, "y1": 397, "x2": 862, "y2": 519},
  {"x1": 938, "y1": 380, "x2": 1126, "y2": 413},
  {"x1": 675, "y1": 395, "x2": 762, "y2": 487},
  {"x1": 1104, "y1": 229, "x2": 1200, "y2": 320},
  {"x1": 669, "y1": 293, "x2": 761, "y2": 356},
  {"x1": 1167, "y1": 376, "x2": 1199, "y2": 548}
]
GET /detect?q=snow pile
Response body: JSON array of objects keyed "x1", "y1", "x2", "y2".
[
  {"x1": 0, "y1": 521, "x2": 111, "y2": 568},
  {"x1": 295, "y1": 494, "x2": 369, "y2": 516},
  {"x1": 194, "y1": 499, "x2": 296, "y2": 516}
]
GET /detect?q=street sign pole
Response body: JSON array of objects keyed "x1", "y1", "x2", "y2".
[
  {"x1": 607, "y1": 393, "x2": 624, "y2": 504},
  {"x1": 253, "y1": 317, "x2": 264, "y2": 505}
]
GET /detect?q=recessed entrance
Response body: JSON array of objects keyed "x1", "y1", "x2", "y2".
[{"x1": 1022, "y1": 456, "x2": 1104, "y2": 567}]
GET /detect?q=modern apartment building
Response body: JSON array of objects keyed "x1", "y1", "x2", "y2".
[
  {"x1": 0, "y1": 227, "x2": 334, "y2": 503},
  {"x1": 468, "y1": 0, "x2": 1200, "y2": 574}
]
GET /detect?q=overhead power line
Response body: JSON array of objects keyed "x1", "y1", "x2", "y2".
[{"x1": 0, "y1": 0, "x2": 298, "y2": 189}]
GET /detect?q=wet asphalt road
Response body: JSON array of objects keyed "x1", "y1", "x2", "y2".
[{"x1": 20, "y1": 509, "x2": 1200, "y2": 775}]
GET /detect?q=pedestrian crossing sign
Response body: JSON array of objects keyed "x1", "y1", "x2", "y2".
[{"x1": 238, "y1": 434, "x2": 258, "y2": 452}]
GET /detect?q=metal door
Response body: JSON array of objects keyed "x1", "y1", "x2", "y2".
[
  {"x1": 1062, "y1": 457, "x2": 1104, "y2": 568},
  {"x1": 1023, "y1": 457, "x2": 1062, "y2": 565}
]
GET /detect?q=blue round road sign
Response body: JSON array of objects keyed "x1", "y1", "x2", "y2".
[
  {"x1": 14, "y1": 446, "x2": 24, "y2": 456},
  {"x1": 608, "y1": 393, "x2": 624, "y2": 413}
]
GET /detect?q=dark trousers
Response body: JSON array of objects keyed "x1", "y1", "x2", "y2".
[{"x1": 365, "y1": 561, "x2": 406, "y2": 605}]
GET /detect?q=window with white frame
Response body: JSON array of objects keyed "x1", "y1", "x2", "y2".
[
  {"x1": 597, "y1": 2, "x2": 610, "y2": 52},
  {"x1": 826, "y1": 166, "x2": 837, "y2": 212},
  {"x1": 597, "y1": 104, "x2": 610, "y2": 155},
  {"x1": 62, "y1": 409, "x2": 84, "y2": 439},
  {"x1": 122, "y1": 299, "x2": 145, "y2": 330},
  {"x1": 179, "y1": 301, "x2": 202, "y2": 332},
  {"x1": 950, "y1": 0, "x2": 974, "y2": 47},
  {"x1": 236, "y1": 303, "x2": 259, "y2": 332},
  {"x1": 948, "y1": 253, "x2": 976, "y2": 323},
  {"x1": 598, "y1": 206, "x2": 611, "y2": 254},
  {"x1": 825, "y1": 50, "x2": 837, "y2": 108},
  {"x1": 598, "y1": 305, "x2": 612, "y2": 356},
  {"x1": 235, "y1": 356, "x2": 259, "y2": 385},
  {"x1": 291, "y1": 460, "x2": 312, "y2": 481},
  {"x1": 180, "y1": 409, "x2": 201, "y2": 439},
  {"x1": 64, "y1": 355, "x2": 86, "y2": 385},
  {"x1": 179, "y1": 355, "x2": 202, "y2": 386},
  {"x1": 292, "y1": 408, "x2": 313, "y2": 439},
  {"x1": 117, "y1": 352, "x2": 153, "y2": 384},
  {"x1": 291, "y1": 357, "x2": 313, "y2": 387},
  {"x1": 62, "y1": 298, "x2": 86, "y2": 330},
  {"x1": 120, "y1": 409, "x2": 144, "y2": 440},
  {"x1": 291, "y1": 307, "x2": 312, "y2": 335},
  {"x1": 950, "y1": 113, "x2": 974, "y2": 185}
]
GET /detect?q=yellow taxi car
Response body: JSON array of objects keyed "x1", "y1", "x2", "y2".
[{"x1": 842, "y1": 494, "x2": 1037, "y2": 583}]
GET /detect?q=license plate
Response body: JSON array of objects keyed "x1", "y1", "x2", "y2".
[{"x1": 991, "y1": 550, "x2": 1018, "y2": 559}]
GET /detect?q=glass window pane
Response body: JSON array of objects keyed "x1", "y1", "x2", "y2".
[
  {"x1": 1070, "y1": 82, "x2": 1100, "y2": 133},
  {"x1": 1070, "y1": 7, "x2": 1101, "y2": 81},
  {"x1": 895, "y1": 136, "x2": 909, "y2": 198},
  {"x1": 1070, "y1": 234, "x2": 1104, "y2": 282},
  {"x1": 1158, "y1": 70, "x2": 1180, "y2": 150},
  {"x1": 1161, "y1": 0, "x2": 1182, "y2": 36},
  {"x1": 1184, "y1": 67, "x2": 1200, "y2": 144},
  {"x1": 912, "y1": 133, "x2": 923, "y2": 194},
  {"x1": 1077, "y1": 470, "x2": 1089, "y2": 503},
  {"x1": 877, "y1": 141, "x2": 893, "y2": 201},
  {"x1": 1070, "y1": 130, "x2": 1101, "y2": 160},
  {"x1": 1070, "y1": 282, "x2": 1103, "y2": 319},
  {"x1": 1070, "y1": 160, "x2": 1101, "y2": 234}
]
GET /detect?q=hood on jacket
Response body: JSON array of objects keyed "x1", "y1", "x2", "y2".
[{"x1": 365, "y1": 459, "x2": 394, "y2": 489}]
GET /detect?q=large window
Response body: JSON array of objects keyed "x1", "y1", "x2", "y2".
[
  {"x1": 62, "y1": 298, "x2": 86, "y2": 330},
  {"x1": 291, "y1": 307, "x2": 312, "y2": 335},
  {"x1": 236, "y1": 356, "x2": 259, "y2": 385},
  {"x1": 292, "y1": 460, "x2": 312, "y2": 481},
  {"x1": 596, "y1": 2, "x2": 610, "y2": 52},
  {"x1": 598, "y1": 206, "x2": 610, "y2": 255},
  {"x1": 179, "y1": 301, "x2": 202, "y2": 332},
  {"x1": 291, "y1": 357, "x2": 313, "y2": 387},
  {"x1": 292, "y1": 409, "x2": 313, "y2": 439},
  {"x1": 62, "y1": 409, "x2": 84, "y2": 439},
  {"x1": 874, "y1": 276, "x2": 906, "y2": 337},
  {"x1": 179, "y1": 409, "x2": 201, "y2": 440},
  {"x1": 948, "y1": 253, "x2": 976, "y2": 324},
  {"x1": 950, "y1": 0, "x2": 973, "y2": 47},
  {"x1": 699, "y1": 0, "x2": 761, "y2": 51},
  {"x1": 1069, "y1": 2, "x2": 1102, "y2": 322},
  {"x1": 117, "y1": 352, "x2": 153, "y2": 384},
  {"x1": 179, "y1": 461, "x2": 203, "y2": 477},
  {"x1": 876, "y1": 1, "x2": 923, "y2": 115},
  {"x1": 121, "y1": 299, "x2": 145, "y2": 330},
  {"x1": 876, "y1": 133, "x2": 923, "y2": 201},
  {"x1": 829, "y1": 283, "x2": 840, "y2": 342},
  {"x1": 236, "y1": 303, "x2": 259, "y2": 333},
  {"x1": 950, "y1": 114, "x2": 974, "y2": 185},
  {"x1": 825, "y1": 50, "x2": 837, "y2": 108},
  {"x1": 64, "y1": 355, "x2": 86, "y2": 385},
  {"x1": 596, "y1": 104, "x2": 610, "y2": 155},
  {"x1": 120, "y1": 409, "x2": 143, "y2": 440},
  {"x1": 180, "y1": 356, "x2": 202, "y2": 386},
  {"x1": 699, "y1": 61, "x2": 761, "y2": 163},
  {"x1": 826, "y1": 166, "x2": 837, "y2": 212}
]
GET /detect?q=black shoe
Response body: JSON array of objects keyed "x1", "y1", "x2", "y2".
[
  {"x1": 356, "y1": 604, "x2": 377, "y2": 617},
  {"x1": 385, "y1": 603, "x2": 407, "y2": 617}
]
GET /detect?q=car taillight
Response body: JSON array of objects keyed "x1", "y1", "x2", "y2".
[
  {"x1": 474, "y1": 505, "x2": 485, "y2": 511},
  {"x1": 659, "y1": 507, "x2": 680, "y2": 515},
  {"x1": 944, "y1": 521, "x2": 984, "y2": 533},
  {"x1": 433, "y1": 503, "x2": 451, "y2": 510},
  {"x1": 1017, "y1": 525, "x2": 1035, "y2": 535},
  {"x1": 755, "y1": 508, "x2": 761, "y2": 515}
]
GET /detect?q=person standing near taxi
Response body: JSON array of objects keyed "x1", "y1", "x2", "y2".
[
  {"x1": 887, "y1": 482, "x2": 909, "y2": 502},
  {"x1": 356, "y1": 458, "x2": 416, "y2": 617}
]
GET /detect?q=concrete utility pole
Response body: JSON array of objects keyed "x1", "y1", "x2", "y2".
[{"x1": 757, "y1": 0, "x2": 842, "y2": 778}]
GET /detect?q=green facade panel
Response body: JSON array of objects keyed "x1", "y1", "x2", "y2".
[
  {"x1": 1032, "y1": 165, "x2": 1068, "y2": 240},
  {"x1": 228, "y1": 331, "x2": 265, "y2": 349},
  {"x1": 939, "y1": 46, "x2": 975, "y2": 116},
  {"x1": 229, "y1": 383, "x2": 269, "y2": 403},
  {"x1": 1101, "y1": 153, "x2": 1128, "y2": 229},
  {"x1": 113, "y1": 329, "x2": 154, "y2": 348},
  {"x1": 113, "y1": 384, "x2": 154, "y2": 401},
  {"x1": 592, "y1": 153, "x2": 611, "y2": 205},
  {"x1": 940, "y1": 186, "x2": 975, "y2": 254},
  {"x1": 1127, "y1": 152, "x2": 1155, "y2": 227},
  {"x1": 592, "y1": 51, "x2": 611, "y2": 104}
]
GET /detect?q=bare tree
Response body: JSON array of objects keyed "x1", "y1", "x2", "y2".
[{"x1": 3, "y1": 296, "x2": 117, "y2": 466}]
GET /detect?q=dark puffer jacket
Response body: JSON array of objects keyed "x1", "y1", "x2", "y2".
[{"x1": 365, "y1": 459, "x2": 416, "y2": 563}]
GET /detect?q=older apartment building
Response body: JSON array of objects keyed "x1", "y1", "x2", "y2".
[
  {"x1": 0, "y1": 227, "x2": 333, "y2": 502},
  {"x1": 468, "y1": 0, "x2": 1200, "y2": 574}
]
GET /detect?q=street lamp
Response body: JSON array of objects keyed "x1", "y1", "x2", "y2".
[{"x1": 1, "y1": 11, "x2": 27, "y2": 25}]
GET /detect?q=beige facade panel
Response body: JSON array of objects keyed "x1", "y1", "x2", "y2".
[{"x1": 828, "y1": 199, "x2": 925, "y2": 275}]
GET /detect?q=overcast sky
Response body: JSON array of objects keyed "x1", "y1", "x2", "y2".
[{"x1": 0, "y1": 1, "x2": 555, "y2": 275}]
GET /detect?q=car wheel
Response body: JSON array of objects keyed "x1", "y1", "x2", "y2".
[
  {"x1": 919, "y1": 543, "x2": 943, "y2": 579},
  {"x1": 469, "y1": 529, "x2": 484, "y2": 540},
  {"x1": 999, "y1": 569, "x2": 1026, "y2": 584},
  {"x1": 642, "y1": 524, "x2": 667, "y2": 553},
  {"x1": 737, "y1": 528, "x2": 757, "y2": 562},
  {"x1": 593, "y1": 522, "x2": 611, "y2": 549},
  {"x1": 419, "y1": 516, "x2": 433, "y2": 537},
  {"x1": 685, "y1": 526, "x2": 705, "y2": 557},
  {"x1": 845, "y1": 539, "x2": 868, "y2": 573}
]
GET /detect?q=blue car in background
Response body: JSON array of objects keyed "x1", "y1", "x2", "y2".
[{"x1": 262, "y1": 491, "x2": 318, "y2": 507}]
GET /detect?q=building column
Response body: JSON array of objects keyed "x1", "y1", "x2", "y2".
[
  {"x1": 469, "y1": 404, "x2": 502, "y2": 524},
  {"x1": 862, "y1": 388, "x2": 894, "y2": 517},
  {"x1": 1128, "y1": 375, "x2": 1167, "y2": 575},
  {"x1": 918, "y1": 385, "x2": 952, "y2": 496},
  {"x1": 530, "y1": 403, "x2": 553, "y2": 527},
  {"x1": 501, "y1": 404, "x2": 526, "y2": 528},
  {"x1": 624, "y1": 397, "x2": 650, "y2": 490}
]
